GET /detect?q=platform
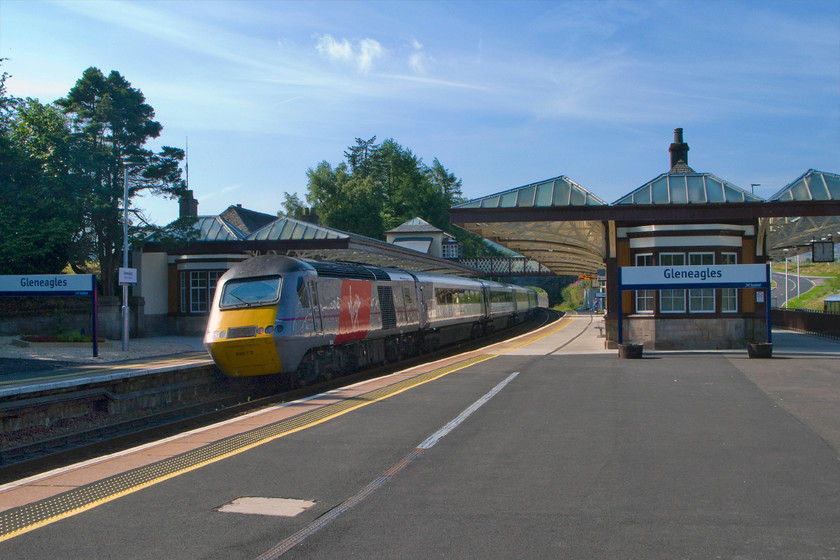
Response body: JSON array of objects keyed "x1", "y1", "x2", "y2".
[{"x1": 0, "y1": 313, "x2": 838, "y2": 558}]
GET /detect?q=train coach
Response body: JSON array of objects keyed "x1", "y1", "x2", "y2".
[{"x1": 204, "y1": 255, "x2": 539, "y2": 381}]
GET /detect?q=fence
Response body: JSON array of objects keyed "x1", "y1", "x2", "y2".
[
  {"x1": 454, "y1": 257, "x2": 554, "y2": 277},
  {"x1": 772, "y1": 308, "x2": 840, "y2": 340}
]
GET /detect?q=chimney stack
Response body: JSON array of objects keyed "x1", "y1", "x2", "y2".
[
  {"x1": 179, "y1": 189, "x2": 198, "y2": 218},
  {"x1": 669, "y1": 127, "x2": 690, "y2": 170}
]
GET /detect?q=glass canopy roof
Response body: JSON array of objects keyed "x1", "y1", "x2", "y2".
[
  {"x1": 451, "y1": 169, "x2": 840, "y2": 275},
  {"x1": 613, "y1": 172, "x2": 763, "y2": 205},
  {"x1": 765, "y1": 170, "x2": 840, "y2": 260},
  {"x1": 453, "y1": 176, "x2": 606, "y2": 209},
  {"x1": 768, "y1": 169, "x2": 840, "y2": 202}
]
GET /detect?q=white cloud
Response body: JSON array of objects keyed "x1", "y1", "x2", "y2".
[
  {"x1": 357, "y1": 38, "x2": 385, "y2": 73},
  {"x1": 408, "y1": 38, "x2": 429, "y2": 75},
  {"x1": 315, "y1": 34, "x2": 384, "y2": 73},
  {"x1": 315, "y1": 35, "x2": 354, "y2": 64}
]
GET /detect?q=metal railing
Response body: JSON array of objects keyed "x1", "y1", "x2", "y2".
[
  {"x1": 772, "y1": 308, "x2": 840, "y2": 340},
  {"x1": 452, "y1": 257, "x2": 555, "y2": 277}
]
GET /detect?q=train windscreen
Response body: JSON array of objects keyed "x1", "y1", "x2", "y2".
[{"x1": 220, "y1": 276, "x2": 282, "y2": 308}]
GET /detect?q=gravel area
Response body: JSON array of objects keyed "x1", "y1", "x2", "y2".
[{"x1": 0, "y1": 336, "x2": 206, "y2": 376}]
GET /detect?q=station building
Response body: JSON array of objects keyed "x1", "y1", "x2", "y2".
[
  {"x1": 450, "y1": 129, "x2": 840, "y2": 350},
  {"x1": 136, "y1": 207, "x2": 478, "y2": 336}
]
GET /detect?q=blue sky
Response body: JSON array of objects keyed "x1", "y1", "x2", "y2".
[{"x1": 2, "y1": 0, "x2": 838, "y2": 226}]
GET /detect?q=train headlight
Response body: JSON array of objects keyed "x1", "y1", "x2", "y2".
[
  {"x1": 274, "y1": 324, "x2": 284, "y2": 334},
  {"x1": 265, "y1": 325, "x2": 274, "y2": 335},
  {"x1": 212, "y1": 331, "x2": 219, "y2": 340},
  {"x1": 257, "y1": 327, "x2": 265, "y2": 335},
  {"x1": 219, "y1": 330, "x2": 227, "y2": 339}
]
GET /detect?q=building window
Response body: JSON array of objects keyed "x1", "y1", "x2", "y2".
[
  {"x1": 635, "y1": 253, "x2": 654, "y2": 313},
  {"x1": 180, "y1": 270, "x2": 223, "y2": 313},
  {"x1": 688, "y1": 253, "x2": 715, "y2": 313},
  {"x1": 721, "y1": 252, "x2": 738, "y2": 313},
  {"x1": 442, "y1": 242, "x2": 461, "y2": 259},
  {"x1": 659, "y1": 253, "x2": 685, "y2": 313}
]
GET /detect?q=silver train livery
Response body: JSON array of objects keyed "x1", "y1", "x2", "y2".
[{"x1": 204, "y1": 255, "x2": 540, "y2": 379}]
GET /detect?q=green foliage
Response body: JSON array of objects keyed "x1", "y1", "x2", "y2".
[
  {"x1": 0, "y1": 63, "x2": 185, "y2": 287},
  {"x1": 0, "y1": 94, "x2": 87, "y2": 273},
  {"x1": 55, "y1": 67, "x2": 185, "y2": 294},
  {"x1": 295, "y1": 135, "x2": 498, "y2": 257},
  {"x1": 558, "y1": 279, "x2": 591, "y2": 311}
]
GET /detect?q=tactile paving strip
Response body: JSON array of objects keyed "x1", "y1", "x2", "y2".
[{"x1": 0, "y1": 353, "x2": 494, "y2": 542}]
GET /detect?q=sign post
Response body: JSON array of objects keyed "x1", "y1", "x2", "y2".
[
  {"x1": 616, "y1": 264, "x2": 772, "y2": 346},
  {"x1": 0, "y1": 274, "x2": 99, "y2": 357},
  {"x1": 119, "y1": 267, "x2": 137, "y2": 352}
]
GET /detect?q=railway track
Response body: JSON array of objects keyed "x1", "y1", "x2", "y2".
[{"x1": 0, "y1": 310, "x2": 561, "y2": 484}]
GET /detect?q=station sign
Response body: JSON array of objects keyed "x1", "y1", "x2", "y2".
[
  {"x1": 0, "y1": 274, "x2": 95, "y2": 296},
  {"x1": 119, "y1": 267, "x2": 138, "y2": 286},
  {"x1": 619, "y1": 264, "x2": 768, "y2": 290}
]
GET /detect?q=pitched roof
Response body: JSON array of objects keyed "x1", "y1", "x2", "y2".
[
  {"x1": 248, "y1": 217, "x2": 346, "y2": 241},
  {"x1": 452, "y1": 175, "x2": 606, "y2": 209},
  {"x1": 385, "y1": 217, "x2": 443, "y2": 234},
  {"x1": 219, "y1": 205, "x2": 277, "y2": 234},
  {"x1": 767, "y1": 169, "x2": 840, "y2": 202},
  {"x1": 613, "y1": 172, "x2": 763, "y2": 205}
]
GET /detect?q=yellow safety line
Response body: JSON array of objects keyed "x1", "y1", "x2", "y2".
[{"x1": 0, "y1": 312, "x2": 571, "y2": 542}]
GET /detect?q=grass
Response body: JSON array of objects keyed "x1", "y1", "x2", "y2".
[{"x1": 771, "y1": 261, "x2": 840, "y2": 310}]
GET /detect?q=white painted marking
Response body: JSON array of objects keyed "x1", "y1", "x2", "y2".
[{"x1": 417, "y1": 371, "x2": 519, "y2": 449}]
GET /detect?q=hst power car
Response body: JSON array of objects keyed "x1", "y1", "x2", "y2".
[{"x1": 205, "y1": 255, "x2": 538, "y2": 382}]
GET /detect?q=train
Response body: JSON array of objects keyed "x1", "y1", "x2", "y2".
[{"x1": 204, "y1": 255, "x2": 540, "y2": 381}]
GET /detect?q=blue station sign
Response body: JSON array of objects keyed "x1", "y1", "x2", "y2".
[
  {"x1": 0, "y1": 274, "x2": 95, "y2": 296},
  {"x1": 619, "y1": 264, "x2": 768, "y2": 290}
]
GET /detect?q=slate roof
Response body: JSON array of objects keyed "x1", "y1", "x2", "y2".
[{"x1": 219, "y1": 205, "x2": 277, "y2": 234}]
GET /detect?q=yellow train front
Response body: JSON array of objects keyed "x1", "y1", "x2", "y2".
[{"x1": 204, "y1": 255, "x2": 323, "y2": 377}]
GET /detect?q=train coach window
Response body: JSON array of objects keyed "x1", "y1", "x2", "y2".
[
  {"x1": 220, "y1": 276, "x2": 282, "y2": 308},
  {"x1": 297, "y1": 279, "x2": 310, "y2": 308}
]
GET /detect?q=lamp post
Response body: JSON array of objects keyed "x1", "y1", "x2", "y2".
[{"x1": 122, "y1": 160, "x2": 130, "y2": 352}]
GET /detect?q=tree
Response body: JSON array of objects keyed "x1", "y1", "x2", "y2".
[
  {"x1": 281, "y1": 192, "x2": 318, "y2": 223},
  {"x1": 0, "y1": 61, "x2": 89, "y2": 274},
  {"x1": 343, "y1": 136, "x2": 380, "y2": 176},
  {"x1": 1, "y1": 100, "x2": 89, "y2": 274},
  {"x1": 55, "y1": 67, "x2": 185, "y2": 295}
]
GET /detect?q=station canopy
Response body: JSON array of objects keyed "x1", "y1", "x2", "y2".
[
  {"x1": 450, "y1": 176, "x2": 609, "y2": 276},
  {"x1": 147, "y1": 211, "x2": 482, "y2": 276},
  {"x1": 764, "y1": 170, "x2": 840, "y2": 260},
  {"x1": 450, "y1": 169, "x2": 840, "y2": 276}
]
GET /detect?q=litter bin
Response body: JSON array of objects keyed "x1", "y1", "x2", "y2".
[{"x1": 618, "y1": 343, "x2": 643, "y2": 359}]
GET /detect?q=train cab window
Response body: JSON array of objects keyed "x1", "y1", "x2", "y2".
[{"x1": 220, "y1": 276, "x2": 282, "y2": 309}]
